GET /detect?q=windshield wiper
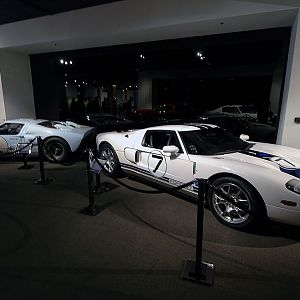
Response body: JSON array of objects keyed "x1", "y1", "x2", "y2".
[
  {"x1": 212, "y1": 149, "x2": 238, "y2": 155},
  {"x1": 244, "y1": 143, "x2": 254, "y2": 150}
]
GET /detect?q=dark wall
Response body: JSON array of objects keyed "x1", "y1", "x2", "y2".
[
  {"x1": 30, "y1": 54, "x2": 66, "y2": 120},
  {"x1": 30, "y1": 27, "x2": 290, "y2": 121}
]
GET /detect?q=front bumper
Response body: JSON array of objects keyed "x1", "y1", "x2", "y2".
[{"x1": 266, "y1": 204, "x2": 300, "y2": 227}]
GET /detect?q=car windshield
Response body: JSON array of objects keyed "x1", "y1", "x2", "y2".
[
  {"x1": 38, "y1": 121, "x2": 62, "y2": 128},
  {"x1": 239, "y1": 106, "x2": 257, "y2": 113},
  {"x1": 92, "y1": 116, "x2": 128, "y2": 124},
  {"x1": 179, "y1": 127, "x2": 250, "y2": 155}
]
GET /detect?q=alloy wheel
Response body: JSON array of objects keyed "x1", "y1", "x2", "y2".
[{"x1": 211, "y1": 183, "x2": 251, "y2": 224}]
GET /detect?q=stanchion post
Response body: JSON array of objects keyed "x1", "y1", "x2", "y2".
[
  {"x1": 34, "y1": 136, "x2": 51, "y2": 185},
  {"x1": 80, "y1": 149, "x2": 102, "y2": 216},
  {"x1": 18, "y1": 153, "x2": 34, "y2": 170},
  {"x1": 180, "y1": 178, "x2": 215, "y2": 285},
  {"x1": 17, "y1": 142, "x2": 34, "y2": 170},
  {"x1": 94, "y1": 172, "x2": 110, "y2": 194}
]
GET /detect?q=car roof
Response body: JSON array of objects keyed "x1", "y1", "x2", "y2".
[
  {"x1": 4, "y1": 118, "x2": 47, "y2": 125},
  {"x1": 86, "y1": 113, "x2": 117, "y2": 117},
  {"x1": 145, "y1": 124, "x2": 217, "y2": 131},
  {"x1": 220, "y1": 105, "x2": 242, "y2": 108}
]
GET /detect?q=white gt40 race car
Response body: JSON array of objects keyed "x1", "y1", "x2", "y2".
[
  {"x1": 0, "y1": 119, "x2": 94, "y2": 162},
  {"x1": 96, "y1": 124, "x2": 300, "y2": 229}
]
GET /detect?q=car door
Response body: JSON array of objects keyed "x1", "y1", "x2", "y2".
[
  {"x1": 134, "y1": 129, "x2": 195, "y2": 186},
  {"x1": 0, "y1": 122, "x2": 25, "y2": 151}
]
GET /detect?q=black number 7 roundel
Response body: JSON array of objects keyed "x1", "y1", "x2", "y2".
[{"x1": 147, "y1": 150, "x2": 167, "y2": 177}]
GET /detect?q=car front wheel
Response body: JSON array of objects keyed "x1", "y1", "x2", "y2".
[
  {"x1": 98, "y1": 143, "x2": 121, "y2": 176},
  {"x1": 207, "y1": 176, "x2": 263, "y2": 230}
]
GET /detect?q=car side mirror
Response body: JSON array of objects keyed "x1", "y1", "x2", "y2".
[
  {"x1": 163, "y1": 145, "x2": 179, "y2": 157},
  {"x1": 240, "y1": 134, "x2": 250, "y2": 141}
]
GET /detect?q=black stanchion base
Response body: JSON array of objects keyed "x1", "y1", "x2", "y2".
[
  {"x1": 94, "y1": 182, "x2": 111, "y2": 194},
  {"x1": 80, "y1": 204, "x2": 103, "y2": 216},
  {"x1": 181, "y1": 258, "x2": 215, "y2": 286},
  {"x1": 18, "y1": 164, "x2": 34, "y2": 170},
  {"x1": 33, "y1": 178, "x2": 52, "y2": 185}
]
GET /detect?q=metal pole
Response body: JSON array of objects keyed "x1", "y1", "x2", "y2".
[
  {"x1": 180, "y1": 178, "x2": 215, "y2": 285},
  {"x1": 87, "y1": 150, "x2": 95, "y2": 211},
  {"x1": 23, "y1": 154, "x2": 28, "y2": 168},
  {"x1": 94, "y1": 171, "x2": 110, "y2": 194},
  {"x1": 38, "y1": 137, "x2": 46, "y2": 184},
  {"x1": 195, "y1": 178, "x2": 206, "y2": 280},
  {"x1": 34, "y1": 136, "x2": 50, "y2": 184},
  {"x1": 80, "y1": 149, "x2": 102, "y2": 216},
  {"x1": 18, "y1": 153, "x2": 33, "y2": 170}
]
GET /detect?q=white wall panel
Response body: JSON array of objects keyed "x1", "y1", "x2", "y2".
[
  {"x1": 0, "y1": 50, "x2": 35, "y2": 120},
  {"x1": 277, "y1": 11, "x2": 300, "y2": 148},
  {"x1": 0, "y1": 73, "x2": 6, "y2": 122}
]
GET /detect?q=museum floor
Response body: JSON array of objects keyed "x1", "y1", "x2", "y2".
[{"x1": 0, "y1": 160, "x2": 300, "y2": 300}]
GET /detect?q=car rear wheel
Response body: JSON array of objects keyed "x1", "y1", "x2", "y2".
[
  {"x1": 98, "y1": 143, "x2": 121, "y2": 176},
  {"x1": 43, "y1": 137, "x2": 70, "y2": 163},
  {"x1": 207, "y1": 176, "x2": 263, "y2": 230}
]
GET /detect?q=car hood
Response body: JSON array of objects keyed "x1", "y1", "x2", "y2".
[
  {"x1": 251, "y1": 142, "x2": 300, "y2": 168},
  {"x1": 216, "y1": 143, "x2": 300, "y2": 178}
]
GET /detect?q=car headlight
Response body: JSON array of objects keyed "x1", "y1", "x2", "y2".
[{"x1": 286, "y1": 179, "x2": 300, "y2": 195}]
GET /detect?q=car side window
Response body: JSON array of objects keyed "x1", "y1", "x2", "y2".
[
  {"x1": 142, "y1": 130, "x2": 182, "y2": 152},
  {"x1": 0, "y1": 123, "x2": 23, "y2": 135},
  {"x1": 223, "y1": 107, "x2": 235, "y2": 113}
]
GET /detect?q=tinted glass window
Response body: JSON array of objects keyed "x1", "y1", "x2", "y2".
[
  {"x1": 179, "y1": 127, "x2": 249, "y2": 155},
  {"x1": 240, "y1": 105, "x2": 256, "y2": 113},
  {"x1": 222, "y1": 107, "x2": 236, "y2": 113},
  {"x1": 143, "y1": 130, "x2": 182, "y2": 151},
  {"x1": 0, "y1": 123, "x2": 23, "y2": 135},
  {"x1": 38, "y1": 121, "x2": 56, "y2": 128}
]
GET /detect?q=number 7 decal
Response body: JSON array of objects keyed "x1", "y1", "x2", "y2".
[
  {"x1": 148, "y1": 150, "x2": 167, "y2": 178},
  {"x1": 152, "y1": 154, "x2": 163, "y2": 173}
]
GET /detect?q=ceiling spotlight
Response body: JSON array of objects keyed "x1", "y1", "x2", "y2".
[
  {"x1": 65, "y1": 61, "x2": 68, "y2": 65},
  {"x1": 196, "y1": 51, "x2": 205, "y2": 60},
  {"x1": 74, "y1": 79, "x2": 77, "y2": 83},
  {"x1": 140, "y1": 54, "x2": 145, "y2": 59},
  {"x1": 59, "y1": 59, "x2": 64, "y2": 64},
  {"x1": 69, "y1": 60, "x2": 73, "y2": 65},
  {"x1": 65, "y1": 85, "x2": 67, "y2": 88}
]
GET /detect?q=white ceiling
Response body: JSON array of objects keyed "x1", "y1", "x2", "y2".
[{"x1": 0, "y1": 0, "x2": 298, "y2": 54}]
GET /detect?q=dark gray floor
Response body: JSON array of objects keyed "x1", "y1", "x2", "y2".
[{"x1": 0, "y1": 160, "x2": 300, "y2": 299}]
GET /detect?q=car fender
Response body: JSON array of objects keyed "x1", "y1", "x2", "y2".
[{"x1": 192, "y1": 155, "x2": 300, "y2": 211}]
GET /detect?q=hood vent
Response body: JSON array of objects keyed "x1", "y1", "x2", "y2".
[{"x1": 279, "y1": 166, "x2": 300, "y2": 179}]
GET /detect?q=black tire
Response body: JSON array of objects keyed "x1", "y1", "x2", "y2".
[
  {"x1": 43, "y1": 137, "x2": 71, "y2": 163},
  {"x1": 207, "y1": 176, "x2": 264, "y2": 230},
  {"x1": 98, "y1": 143, "x2": 122, "y2": 177}
]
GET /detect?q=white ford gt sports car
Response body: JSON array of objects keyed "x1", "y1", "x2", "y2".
[
  {"x1": 96, "y1": 124, "x2": 300, "y2": 229},
  {"x1": 0, "y1": 119, "x2": 94, "y2": 162}
]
